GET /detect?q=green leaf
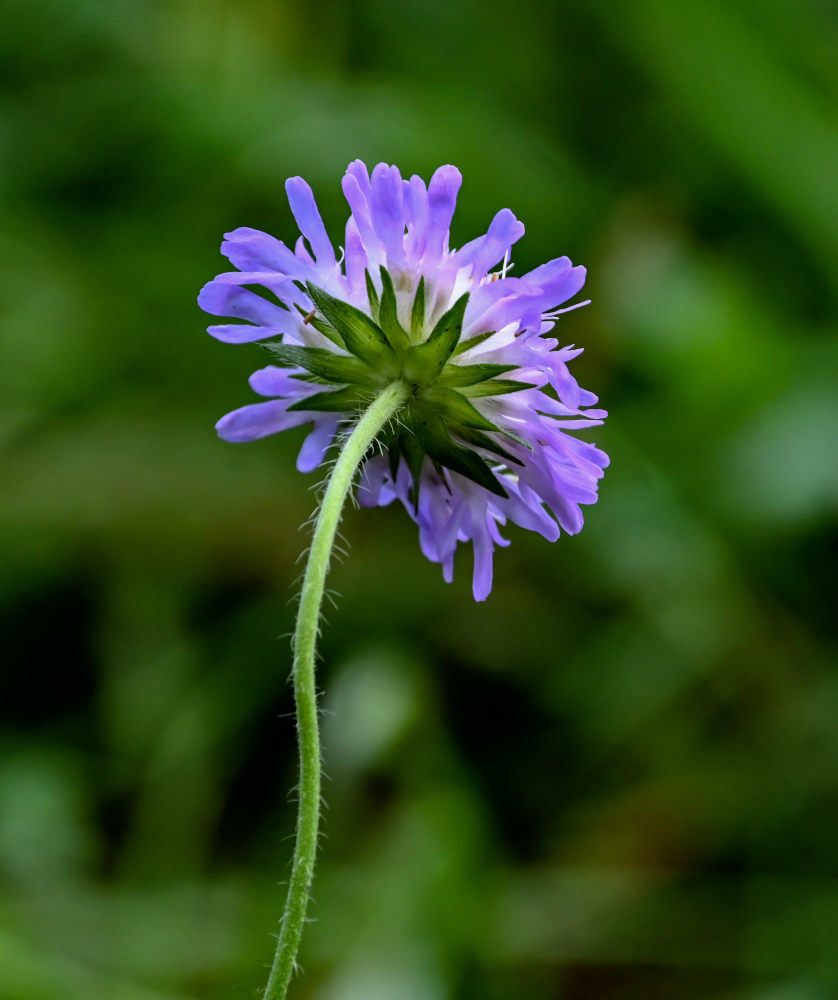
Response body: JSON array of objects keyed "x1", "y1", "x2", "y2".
[
  {"x1": 410, "y1": 277, "x2": 426, "y2": 340},
  {"x1": 438, "y1": 363, "x2": 517, "y2": 387},
  {"x1": 261, "y1": 343, "x2": 375, "y2": 385},
  {"x1": 305, "y1": 282, "x2": 395, "y2": 368},
  {"x1": 420, "y1": 385, "x2": 501, "y2": 431},
  {"x1": 378, "y1": 267, "x2": 411, "y2": 352},
  {"x1": 287, "y1": 385, "x2": 366, "y2": 412},
  {"x1": 410, "y1": 410, "x2": 506, "y2": 497},
  {"x1": 460, "y1": 378, "x2": 536, "y2": 397}
]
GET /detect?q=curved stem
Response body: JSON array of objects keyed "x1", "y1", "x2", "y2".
[{"x1": 264, "y1": 380, "x2": 411, "y2": 1000}]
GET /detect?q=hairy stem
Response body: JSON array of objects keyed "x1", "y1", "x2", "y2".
[{"x1": 264, "y1": 380, "x2": 411, "y2": 1000}]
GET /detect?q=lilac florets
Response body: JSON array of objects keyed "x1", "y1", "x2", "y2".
[{"x1": 199, "y1": 161, "x2": 608, "y2": 600}]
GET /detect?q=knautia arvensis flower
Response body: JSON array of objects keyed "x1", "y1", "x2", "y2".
[
  {"x1": 200, "y1": 160, "x2": 608, "y2": 600},
  {"x1": 201, "y1": 161, "x2": 608, "y2": 1000}
]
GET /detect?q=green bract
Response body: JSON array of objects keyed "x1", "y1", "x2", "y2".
[{"x1": 261, "y1": 268, "x2": 534, "y2": 501}]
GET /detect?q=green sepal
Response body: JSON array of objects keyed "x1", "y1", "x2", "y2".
[
  {"x1": 496, "y1": 426, "x2": 533, "y2": 450},
  {"x1": 421, "y1": 292, "x2": 469, "y2": 372},
  {"x1": 459, "y1": 378, "x2": 536, "y2": 398},
  {"x1": 438, "y1": 363, "x2": 517, "y2": 387},
  {"x1": 451, "y1": 426, "x2": 523, "y2": 466},
  {"x1": 292, "y1": 303, "x2": 345, "y2": 348},
  {"x1": 378, "y1": 267, "x2": 411, "y2": 353},
  {"x1": 305, "y1": 282, "x2": 395, "y2": 369},
  {"x1": 410, "y1": 277, "x2": 425, "y2": 340},
  {"x1": 453, "y1": 330, "x2": 494, "y2": 356},
  {"x1": 287, "y1": 385, "x2": 367, "y2": 412},
  {"x1": 365, "y1": 271, "x2": 380, "y2": 321},
  {"x1": 410, "y1": 409, "x2": 506, "y2": 497},
  {"x1": 400, "y1": 293, "x2": 470, "y2": 384},
  {"x1": 401, "y1": 432, "x2": 427, "y2": 509},
  {"x1": 421, "y1": 385, "x2": 502, "y2": 431},
  {"x1": 431, "y1": 460, "x2": 453, "y2": 493},
  {"x1": 261, "y1": 342, "x2": 375, "y2": 385},
  {"x1": 288, "y1": 372, "x2": 336, "y2": 385},
  {"x1": 381, "y1": 431, "x2": 426, "y2": 509}
]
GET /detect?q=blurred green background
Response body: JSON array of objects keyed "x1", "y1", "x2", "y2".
[{"x1": 2, "y1": 0, "x2": 837, "y2": 998}]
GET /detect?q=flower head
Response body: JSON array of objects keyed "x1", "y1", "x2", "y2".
[{"x1": 199, "y1": 161, "x2": 608, "y2": 600}]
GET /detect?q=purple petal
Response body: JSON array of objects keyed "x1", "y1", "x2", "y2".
[
  {"x1": 487, "y1": 515, "x2": 510, "y2": 548},
  {"x1": 471, "y1": 518, "x2": 495, "y2": 601},
  {"x1": 547, "y1": 418, "x2": 606, "y2": 430},
  {"x1": 210, "y1": 270, "x2": 295, "y2": 292},
  {"x1": 548, "y1": 359, "x2": 582, "y2": 409},
  {"x1": 463, "y1": 277, "x2": 538, "y2": 336},
  {"x1": 221, "y1": 228, "x2": 308, "y2": 279},
  {"x1": 216, "y1": 400, "x2": 310, "y2": 442},
  {"x1": 414, "y1": 479, "x2": 463, "y2": 565},
  {"x1": 207, "y1": 324, "x2": 291, "y2": 344},
  {"x1": 369, "y1": 163, "x2": 407, "y2": 264},
  {"x1": 342, "y1": 170, "x2": 383, "y2": 263},
  {"x1": 523, "y1": 256, "x2": 572, "y2": 285},
  {"x1": 520, "y1": 456, "x2": 587, "y2": 534},
  {"x1": 198, "y1": 281, "x2": 291, "y2": 327},
  {"x1": 297, "y1": 417, "x2": 339, "y2": 472},
  {"x1": 424, "y1": 165, "x2": 462, "y2": 262},
  {"x1": 345, "y1": 159, "x2": 372, "y2": 195},
  {"x1": 454, "y1": 208, "x2": 525, "y2": 280},
  {"x1": 285, "y1": 177, "x2": 336, "y2": 266},
  {"x1": 524, "y1": 259, "x2": 587, "y2": 309},
  {"x1": 357, "y1": 455, "x2": 390, "y2": 507},
  {"x1": 501, "y1": 481, "x2": 560, "y2": 541},
  {"x1": 344, "y1": 217, "x2": 369, "y2": 299},
  {"x1": 405, "y1": 175, "x2": 429, "y2": 258},
  {"x1": 248, "y1": 365, "x2": 307, "y2": 397},
  {"x1": 294, "y1": 235, "x2": 314, "y2": 265}
]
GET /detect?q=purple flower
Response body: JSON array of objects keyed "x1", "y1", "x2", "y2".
[{"x1": 199, "y1": 161, "x2": 608, "y2": 600}]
